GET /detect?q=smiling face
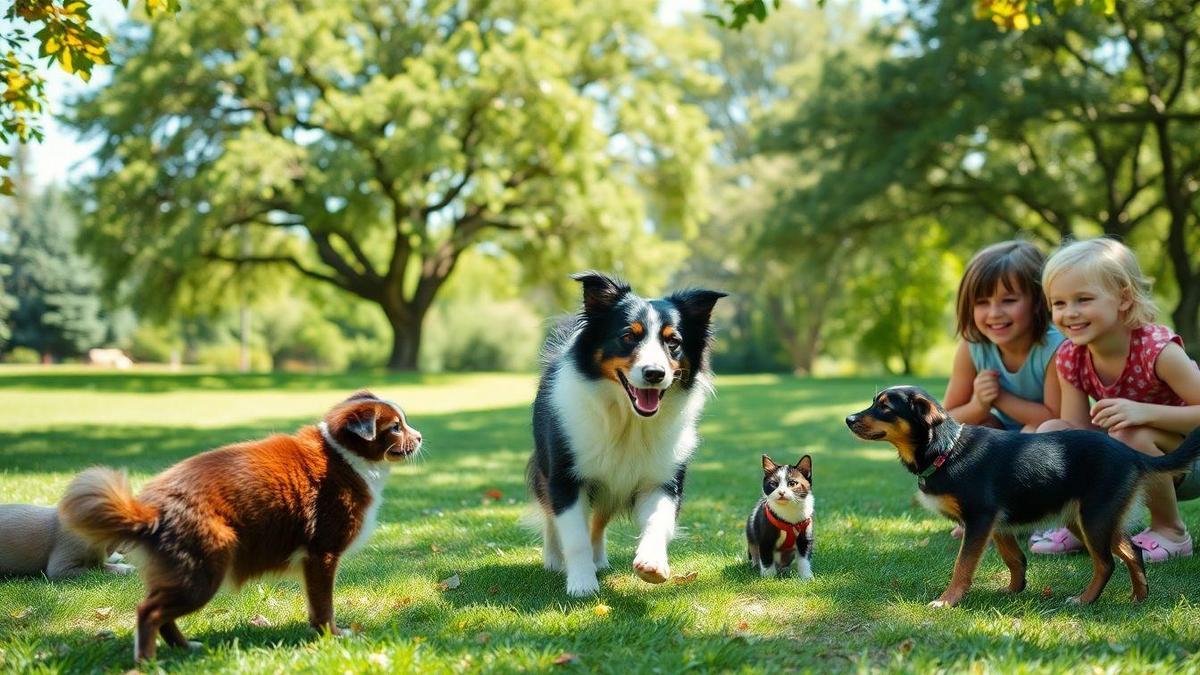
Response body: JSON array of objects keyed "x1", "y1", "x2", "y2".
[
  {"x1": 972, "y1": 277, "x2": 1035, "y2": 349},
  {"x1": 570, "y1": 272, "x2": 725, "y2": 418},
  {"x1": 1046, "y1": 266, "x2": 1131, "y2": 347},
  {"x1": 325, "y1": 391, "x2": 423, "y2": 463}
]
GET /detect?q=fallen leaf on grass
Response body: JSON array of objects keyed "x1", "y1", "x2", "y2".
[
  {"x1": 1042, "y1": 586, "x2": 1053, "y2": 599},
  {"x1": 487, "y1": 585, "x2": 500, "y2": 595},
  {"x1": 916, "y1": 538, "x2": 930, "y2": 547},
  {"x1": 394, "y1": 597, "x2": 414, "y2": 609},
  {"x1": 350, "y1": 622, "x2": 364, "y2": 633},
  {"x1": 736, "y1": 621, "x2": 750, "y2": 631},
  {"x1": 93, "y1": 630, "x2": 116, "y2": 641},
  {"x1": 553, "y1": 653, "x2": 579, "y2": 666},
  {"x1": 9, "y1": 607, "x2": 31, "y2": 620},
  {"x1": 249, "y1": 614, "x2": 271, "y2": 627},
  {"x1": 94, "y1": 607, "x2": 113, "y2": 620},
  {"x1": 438, "y1": 574, "x2": 461, "y2": 591},
  {"x1": 897, "y1": 638, "x2": 915, "y2": 655},
  {"x1": 592, "y1": 604, "x2": 611, "y2": 617},
  {"x1": 671, "y1": 572, "x2": 699, "y2": 584},
  {"x1": 476, "y1": 632, "x2": 491, "y2": 644},
  {"x1": 430, "y1": 544, "x2": 445, "y2": 554},
  {"x1": 485, "y1": 489, "x2": 503, "y2": 500}
]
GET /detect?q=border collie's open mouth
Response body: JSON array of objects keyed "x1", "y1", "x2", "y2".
[{"x1": 617, "y1": 371, "x2": 665, "y2": 417}]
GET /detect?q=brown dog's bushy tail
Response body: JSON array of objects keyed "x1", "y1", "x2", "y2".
[
  {"x1": 59, "y1": 467, "x2": 158, "y2": 548},
  {"x1": 1140, "y1": 427, "x2": 1200, "y2": 476}
]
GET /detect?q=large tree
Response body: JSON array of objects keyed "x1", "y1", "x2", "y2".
[
  {"x1": 0, "y1": 187, "x2": 106, "y2": 359},
  {"x1": 770, "y1": 0, "x2": 1200, "y2": 348},
  {"x1": 73, "y1": 0, "x2": 715, "y2": 370}
]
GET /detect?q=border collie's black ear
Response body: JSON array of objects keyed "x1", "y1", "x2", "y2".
[
  {"x1": 571, "y1": 271, "x2": 630, "y2": 314},
  {"x1": 796, "y1": 454, "x2": 812, "y2": 480},
  {"x1": 911, "y1": 391, "x2": 947, "y2": 428},
  {"x1": 344, "y1": 406, "x2": 378, "y2": 441},
  {"x1": 762, "y1": 454, "x2": 779, "y2": 473},
  {"x1": 668, "y1": 288, "x2": 727, "y2": 323}
]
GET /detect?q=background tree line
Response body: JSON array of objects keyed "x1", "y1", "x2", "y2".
[{"x1": 1, "y1": 0, "x2": 1196, "y2": 374}]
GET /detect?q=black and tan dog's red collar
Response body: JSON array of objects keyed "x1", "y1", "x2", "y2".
[{"x1": 918, "y1": 423, "x2": 964, "y2": 486}]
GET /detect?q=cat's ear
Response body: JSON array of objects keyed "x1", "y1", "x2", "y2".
[
  {"x1": 762, "y1": 454, "x2": 779, "y2": 473},
  {"x1": 796, "y1": 455, "x2": 812, "y2": 480}
]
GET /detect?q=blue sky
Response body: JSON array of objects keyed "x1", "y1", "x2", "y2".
[{"x1": 24, "y1": 0, "x2": 893, "y2": 188}]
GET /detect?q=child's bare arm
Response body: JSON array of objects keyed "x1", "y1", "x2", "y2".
[
  {"x1": 1092, "y1": 345, "x2": 1200, "y2": 434},
  {"x1": 944, "y1": 342, "x2": 993, "y2": 424},
  {"x1": 1058, "y1": 371, "x2": 1091, "y2": 429}
]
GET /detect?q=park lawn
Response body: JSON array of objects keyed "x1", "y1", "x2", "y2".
[{"x1": 2, "y1": 370, "x2": 1200, "y2": 674}]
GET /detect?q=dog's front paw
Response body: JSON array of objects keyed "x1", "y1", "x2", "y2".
[
  {"x1": 797, "y1": 559, "x2": 813, "y2": 581},
  {"x1": 632, "y1": 551, "x2": 670, "y2": 584},
  {"x1": 103, "y1": 562, "x2": 136, "y2": 575},
  {"x1": 1064, "y1": 595, "x2": 1083, "y2": 605},
  {"x1": 927, "y1": 599, "x2": 954, "y2": 609},
  {"x1": 565, "y1": 572, "x2": 600, "y2": 597},
  {"x1": 543, "y1": 547, "x2": 565, "y2": 572},
  {"x1": 593, "y1": 552, "x2": 610, "y2": 571}
]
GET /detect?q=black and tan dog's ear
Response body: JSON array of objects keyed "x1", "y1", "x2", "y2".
[
  {"x1": 797, "y1": 455, "x2": 812, "y2": 480},
  {"x1": 912, "y1": 392, "x2": 947, "y2": 427},
  {"x1": 762, "y1": 454, "x2": 780, "y2": 473},
  {"x1": 571, "y1": 271, "x2": 631, "y2": 315},
  {"x1": 344, "y1": 406, "x2": 378, "y2": 441}
]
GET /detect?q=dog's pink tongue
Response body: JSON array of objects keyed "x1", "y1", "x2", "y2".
[{"x1": 633, "y1": 387, "x2": 661, "y2": 414}]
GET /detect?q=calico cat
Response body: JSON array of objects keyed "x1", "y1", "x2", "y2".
[{"x1": 745, "y1": 454, "x2": 813, "y2": 579}]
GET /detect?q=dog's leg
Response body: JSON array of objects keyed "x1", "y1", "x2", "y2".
[
  {"x1": 555, "y1": 498, "x2": 600, "y2": 596},
  {"x1": 632, "y1": 488, "x2": 677, "y2": 584},
  {"x1": 1069, "y1": 510, "x2": 1117, "y2": 605},
  {"x1": 302, "y1": 552, "x2": 342, "y2": 634},
  {"x1": 591, "y1": 510, "x2": 611, "y2": 570},
  {"x1": 1113, "y1": 534, "x2": 1148, "y2": 603},
  {"x1": 542, "y1": 511, "x2": 565, "y2": 572},
  {"x1": 991, "y1": 532, "x2": 1026, "y2": 593},
  {"x1": 931, "y1": 514, "x2": 994, "y2": 608},
  {"x1": 759, "y1": 562, "x2": 776, "y2": 578},
  {"x1": 134, "y1": 578, "x2": 218, "y2": 663},
  {"x1": 160, "y1": 621, "x2": 202, "y2": 651}
]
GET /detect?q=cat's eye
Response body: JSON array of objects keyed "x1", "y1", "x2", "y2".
[{"x1": 787, "y1": 480, "x2": 798, "y2": 488}]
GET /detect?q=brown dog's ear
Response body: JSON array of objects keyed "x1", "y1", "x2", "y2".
[
  {"x1": 344, "y1": 390, "x2": 378, "y2": 403},
  {"x1": 343, "y1": 405, "x2": 378, "y2": 441},
  {"x1": 796, "y1": 455, "x2": 812, "y2": 480},
  {"x1": 762, "y1": 454, "x2": 779, "y2": 473},
  {"x1": 912, "y1": 392, "x2": 947, "y2": 427}
]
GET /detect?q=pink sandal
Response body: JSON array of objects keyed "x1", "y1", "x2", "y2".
[
  {"x1": 1029, "y1": 527, "x2": 1083, "y2": 554},
  {"x1": 1131, "y1": 529, "x2": 1193, "y2": 563}
]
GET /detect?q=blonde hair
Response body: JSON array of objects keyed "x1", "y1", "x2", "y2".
[
  {"x1": 955, "y1": 240, "x2": 1051, "y2": 344},
  {"x1": 1042, "y1": 237, "x2": 1158, "y2": 327}
]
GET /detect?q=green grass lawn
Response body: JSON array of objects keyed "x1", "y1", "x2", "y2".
[{"x1": 3, "y1": 369, "x2": 1200, "y2": 673}]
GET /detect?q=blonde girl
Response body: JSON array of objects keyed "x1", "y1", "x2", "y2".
[{"x1": 1036, "y1": 237, "x2": 1200, "y2": 561}]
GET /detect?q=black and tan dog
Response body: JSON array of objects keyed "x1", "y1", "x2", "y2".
[{"x1": 846, "y1": 385, "x2": 1200, "y2": 607}]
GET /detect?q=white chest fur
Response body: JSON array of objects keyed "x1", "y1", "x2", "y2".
[
  {"x1": 319, "y1": 422, "x2": 390, "y2": 555},
  {"x1": 549, "y1": 360, "x2": 709, "y2": 505}
]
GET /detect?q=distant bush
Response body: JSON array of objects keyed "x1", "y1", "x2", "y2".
[
  {"x1": 195, "y1": 343, "x2": 272, "y2": 372},
  {"x1": 421, "y1": 300, "x2": 541, "y2": 372},
  {"x1": 128, "y1": 323, "x2": 183, "y2": 364},
  {"x1": 4, "y1": 346, "x2": 40, "y2": 364}
]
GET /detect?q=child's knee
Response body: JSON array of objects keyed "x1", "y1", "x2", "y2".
[
  {"x1": 1036, "y1": 419, "x2": 1072, "y2": 433},
  {"x1": 1109, "y1": 426, "x2": 1158, "y2": 454}
]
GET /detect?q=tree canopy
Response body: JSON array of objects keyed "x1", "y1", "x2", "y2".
[{"x1": 74, "y1": 0, "x2": 717, "y2": 370}]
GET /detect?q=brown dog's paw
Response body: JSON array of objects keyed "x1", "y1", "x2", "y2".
[{"x1": 632, "y1": 555, "x2": 669, "y2": 584}]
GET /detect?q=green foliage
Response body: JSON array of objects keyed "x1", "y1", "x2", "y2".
[
  {"x1": 420, "y1": 299, "x2": 541, "y2": 373},
  {"x1": 2, "y1": 345, "x2": 38, "y2": 363},
  {"x1": 194, "y1": 342, "x2": 271, "y2": 372},
  {"x1": 127, "y1": 321, "x2": 181, "y2": 363},
  {"x1": 0, "y1": 188, "x2": 106, "y2": 359},
  {"x1": 73, "y1": 0, "x2": 717, "y2": 370}
]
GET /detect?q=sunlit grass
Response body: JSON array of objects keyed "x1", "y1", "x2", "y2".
[{"x1": 1, "y1": 369, "x2": 1199, "y2": 673}]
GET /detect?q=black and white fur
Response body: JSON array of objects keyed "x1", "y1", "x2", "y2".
[
  {"x1": 745, "y1": 454, "x2": 814, "y2": 580},
  {"x1": 527, "y1": 272, "x2": 725, "y2": 596}
]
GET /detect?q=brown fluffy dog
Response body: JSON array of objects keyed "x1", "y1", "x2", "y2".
[{"x1": 59, "y1": 390, "x2": 422, "y2": 663}]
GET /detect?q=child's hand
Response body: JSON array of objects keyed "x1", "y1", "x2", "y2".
[
  {"x1": 1090, "y1": 398, "x2": 1153, "y2": 431},
  {"x1": 972, "y1": 370, "x2": 1000, "y2": 409}
]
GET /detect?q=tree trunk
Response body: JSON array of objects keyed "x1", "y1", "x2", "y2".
[
  {"x1": 1174, "y1": 284, "x2": 1200, "y2": 359},
  {"x1": 384, "y1": 306, "x2": 424, "y2": 372}
]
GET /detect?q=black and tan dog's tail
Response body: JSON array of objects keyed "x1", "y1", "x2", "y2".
[
  {"x1": 1138, "y1": 427, "x2": 1200, "y2": 476},
  {"x1": 60, "y1": 467, "x2": 159, "y2": 548}
]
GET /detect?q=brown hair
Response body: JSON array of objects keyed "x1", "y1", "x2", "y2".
[{"x1": 955, "y1": 240, "x2": 1051, "y2": 344}]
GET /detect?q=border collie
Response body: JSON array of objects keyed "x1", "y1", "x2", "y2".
[{"x1": 527, "y1": 272, "x2": 725, "y2": 596}]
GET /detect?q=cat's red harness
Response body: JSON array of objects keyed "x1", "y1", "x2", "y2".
[{"x1": 764, "y1": 506, "x2": 811, "y2": 551}]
